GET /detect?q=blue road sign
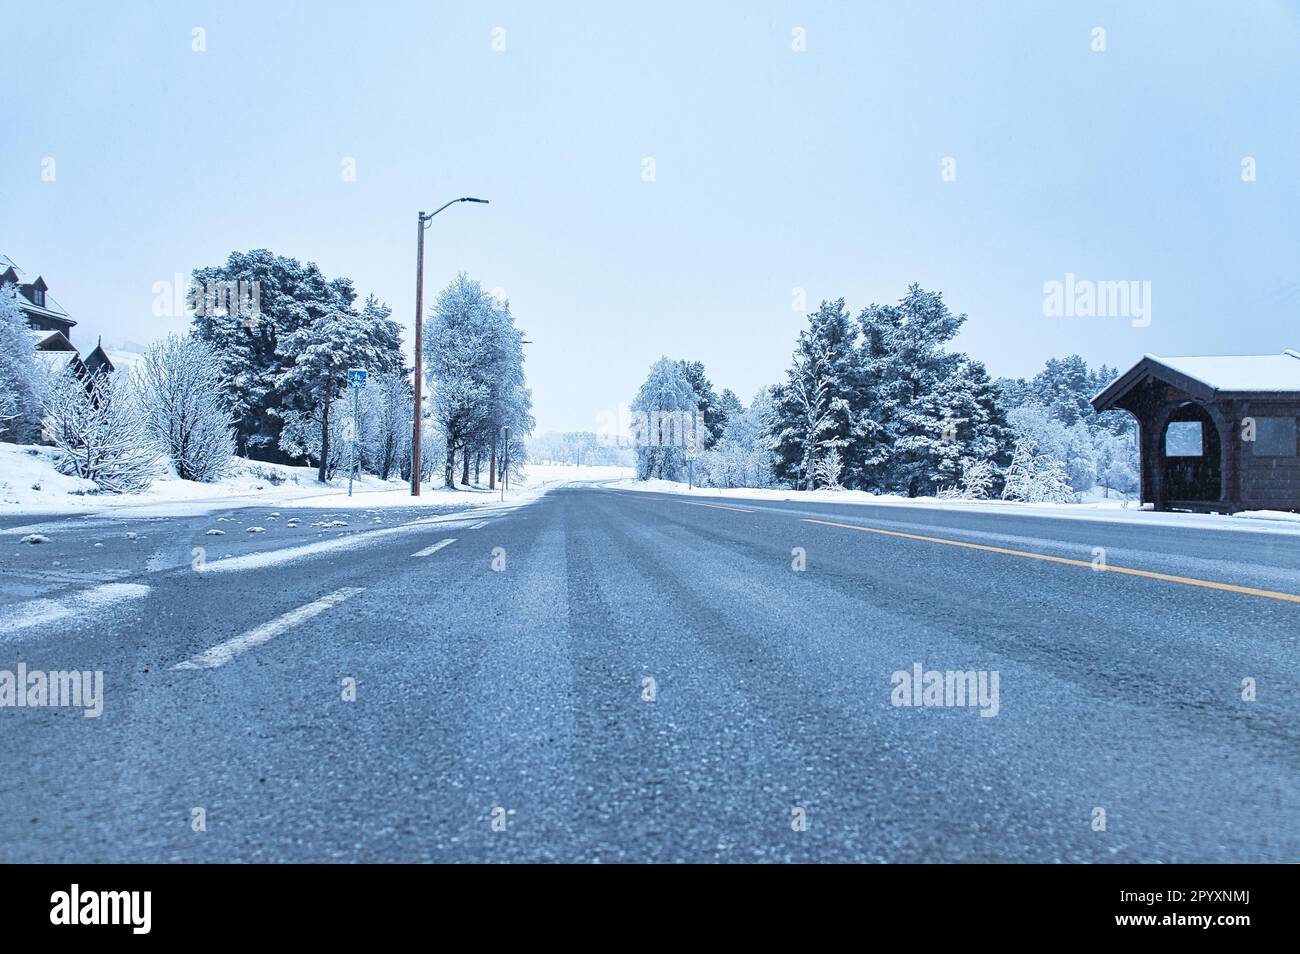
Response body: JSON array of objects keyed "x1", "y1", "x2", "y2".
[{"x1": 347, "y1": 368, "x2": 368, "y2": 388}]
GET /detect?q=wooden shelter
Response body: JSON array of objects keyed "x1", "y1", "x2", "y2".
[{"x1": 1092, "y1": 352, "x2": 1300, "y2": 512}]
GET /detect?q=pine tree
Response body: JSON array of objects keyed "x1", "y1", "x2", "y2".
[
  {"x1": 856, "y1": 285, "x2": 970, "y2": 496},
  {"x1": 190, "y1": 250, "x2": 345, "y2": 459},
  {"x1": 770, "y1": 299, "x2": 856, "y2": 489},
  {"x1": 678, "y1": 360, "x2": 722, "y2": 449}
]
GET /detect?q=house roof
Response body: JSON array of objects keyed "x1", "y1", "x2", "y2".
[
  {"x1": 1, "y1": 253, "x2": 74, "y2": 323},
  {"x1": 33, "y1": 350, "x2": 82, "y2": 372},
  {"x1": 1093, "y1": 351, "x2": 1300, "y2": 411},
  {"x1": 84, "y1": 340, "x2": 116, "y2": 374},
  {"x1": 1151, "y1": 351, "x2": 1300, "y2": 392},
  {"x1": 29, "y1": 329, "x2": 78, "y2": 352}
]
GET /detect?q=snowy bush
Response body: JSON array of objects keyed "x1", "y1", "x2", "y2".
[
  {"x1": 697, "y1": 389, "x2": 780, "y2": 489},
  {"x1": 1094, "y1": 429, "x2": 1140, "y2": 497},
  {"x1": 0, "y1": 282, "x2": 44, "y2": 441},
  {"x1": 135, "y1": 335, "x2": 237, "y2": 482},
  {"x1": 243, "y1": 462, "x2": 288, "y2": 486},
  {"x1": 946, "y1": 457, "x2": 997, "y2": 499},
  {"x1": 811, "y1": 447, "x2": 845, "y2": 490},
  {"x1": 42, "y1": 370, "x2": 159, "y2": 494},
  {"x1": 1001, "y1": 440, "x2": 1074, "y2": 503}
]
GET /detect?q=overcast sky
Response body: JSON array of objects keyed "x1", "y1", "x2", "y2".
[{"x1": 4, "y1": 1, "x2": 1300, "y2": 432}]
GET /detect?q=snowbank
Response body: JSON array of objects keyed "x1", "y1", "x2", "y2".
[
  {"x1": 606, "y1": 477, "x2": 1300, "y2": 536},
  {"x1": 0, "y1": 442, "x2": 558, "y2": 516},
  {"x1": 0, "y1": 444, "x2": 99, "y2": 503}
]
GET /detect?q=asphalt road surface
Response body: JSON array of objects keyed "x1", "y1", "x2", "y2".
[{"x1": 1, "y1": 485, "x2": 1296, "y2": 862}]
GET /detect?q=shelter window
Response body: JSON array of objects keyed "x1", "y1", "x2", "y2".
[
  {"x1": 1165, "y1": 421, "x2": 1203, "y2": 457},
  {"x1": 1251, "y1": 417, "x2": 1297, "y2": 457}
]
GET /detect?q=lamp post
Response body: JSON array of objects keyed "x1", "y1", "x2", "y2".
[{"x1": 411, "y1": 197, "x2": 489, "y2": 496}]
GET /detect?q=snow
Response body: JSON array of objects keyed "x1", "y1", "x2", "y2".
[
  {"x1": 0, "y1": 582, "x2": 152, "y2": 638},
  {"x1": 606, "y1": 478, "x2": 1300, "y2": 536},
  {"x1": 1233, "y1": 509, "x2": 1300, "y2": 525},
  {"x1": 0, "y1": 444, "x2": 100, "y2": 502},
  {"x1": 104, "y1": 350, "x2": 144, "y2": 374},
  {"x1": 196, "y1": 505, "x2": 527, "y2": 575},
  {"x1": 1147, "y1": 351, "x2": 1300, "y2": 392},
  {"x1": 0, "y1": 444, "x2": 616, "y2": 517},
  {"x1": 520, "y1": 463, "x2": 634, "y2": 486}
]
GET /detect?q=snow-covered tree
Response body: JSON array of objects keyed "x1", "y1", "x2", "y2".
[
  {"x1": 190, "y1": 250, "x2": 348, "y2": 459},
  {"x1": 1001, "y1": 439, "x2": 1073, "y2": 503},
  {"x1": 940, "y1": 456, "x2": 997, "y2": 500},
  {"x1": 854, "y1": 285, "x2": 1010, "y2": 496},
  {"x1": 771, "y1": 300, "x2": 856, "y2": 489},
  {"x1": 357, "y1": 371, "x2": 411, "y2": 480},
  {"x1": 0, "y1": 282, "x2": 43, "y2": 441},
  {"x1": 43, "y1": 370, "x2": 158, "y2": 493},
  {"x1": 700, "y1": 388, "x2": 779, "y2": 489},
  {"x1": 630, "y1": 357, "x2": 700, "y2": 481},
  {"x1": 135, "y1": 335, "x2": 236, "y2": 482},
  {"x1": 426, "y1": 274, "x2": 531, "y2": 488},
  {"x1": 278, "y1": 397, "x2": 348, "y2": 480},
  {"x1": 715, "y1": 388, "x2": 743, "y2": 440},
  {"x1": 276, "y1": 293, "x2": 404, "y2": 482},
  {"x1": 812, "y1": 447, "x2": 845, "y2": 489},
  {"x1": 479, "y1": 297, "x2": 533, "y2": 490},
  {"x1": 1094, "y1": 429, "x2": 1140, "y2": 497},
  {"x1": 678, "y1": 360, "x2": 723, "y2": 449}
]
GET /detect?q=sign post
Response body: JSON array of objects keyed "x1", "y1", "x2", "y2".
[
  {"x1": 347, "y1": 369, "x2": 368, "y2": 497},
  {"x1": 500, "y1": 425, "x2": 510, "y2": 502}
]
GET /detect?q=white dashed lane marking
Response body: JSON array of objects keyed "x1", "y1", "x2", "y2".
[
  {"x1": 412, "y1": 538, "x2": 457, "y2": 558},
  {"x1": 172, "y1": 587, "x2": 365, "y2": 670}
]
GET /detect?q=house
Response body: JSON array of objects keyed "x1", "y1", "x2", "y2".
[
  {"x1": 1091, "y1": 352, "x2": 1300, "y2": 513},
  {"x1": 2, "y1": 253, "x2": 114, "y2": 375}
]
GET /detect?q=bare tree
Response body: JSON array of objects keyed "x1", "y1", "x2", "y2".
[
  {"x1": 135, "y1": 335, "x2": 236, "y2": 482},
  {"x1": 43, "y1": 370, "x2": 158, "y2": 493}
]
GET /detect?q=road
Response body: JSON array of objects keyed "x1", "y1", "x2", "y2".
[{"x1": 0, "y1": 485, "x2": 1296, "y2": 862}]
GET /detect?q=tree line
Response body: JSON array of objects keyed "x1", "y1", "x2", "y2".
[
  {"x1": 0, "y1": 250, "x2": 530, "y2": 493},
  {"x1": 628, "y1": 284, "x2": 1138, "y2": 502}
]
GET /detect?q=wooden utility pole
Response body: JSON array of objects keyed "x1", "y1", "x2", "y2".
[
  {"x1": 411, "y1": 211, "x2": 427, "y2": 496},
  {"x1": 409, "y1": 197, "x2": 489, "y2": 496}
]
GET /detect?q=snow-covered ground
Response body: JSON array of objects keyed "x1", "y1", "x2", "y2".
[
  {"x1": 0, "y1": 443, "x2": 623, "y2": 516},
  {"x1": 521, "y1": 463, "x2": 634, "y2": 486},
  {"x1": 606, "y1": 477, "x2": 1300, "y2": 535}
]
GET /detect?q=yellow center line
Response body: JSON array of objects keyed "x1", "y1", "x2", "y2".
[
  {"x1": 802, "y1": 518, "x2": 1300, "y2": 605},
  {"x1": 679, "y1": 500, "x2": 756, "y2": 513}
]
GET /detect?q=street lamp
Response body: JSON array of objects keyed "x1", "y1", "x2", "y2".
[{"x1": 411, "y1": 197, "x2": 489, "y2": 495}]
